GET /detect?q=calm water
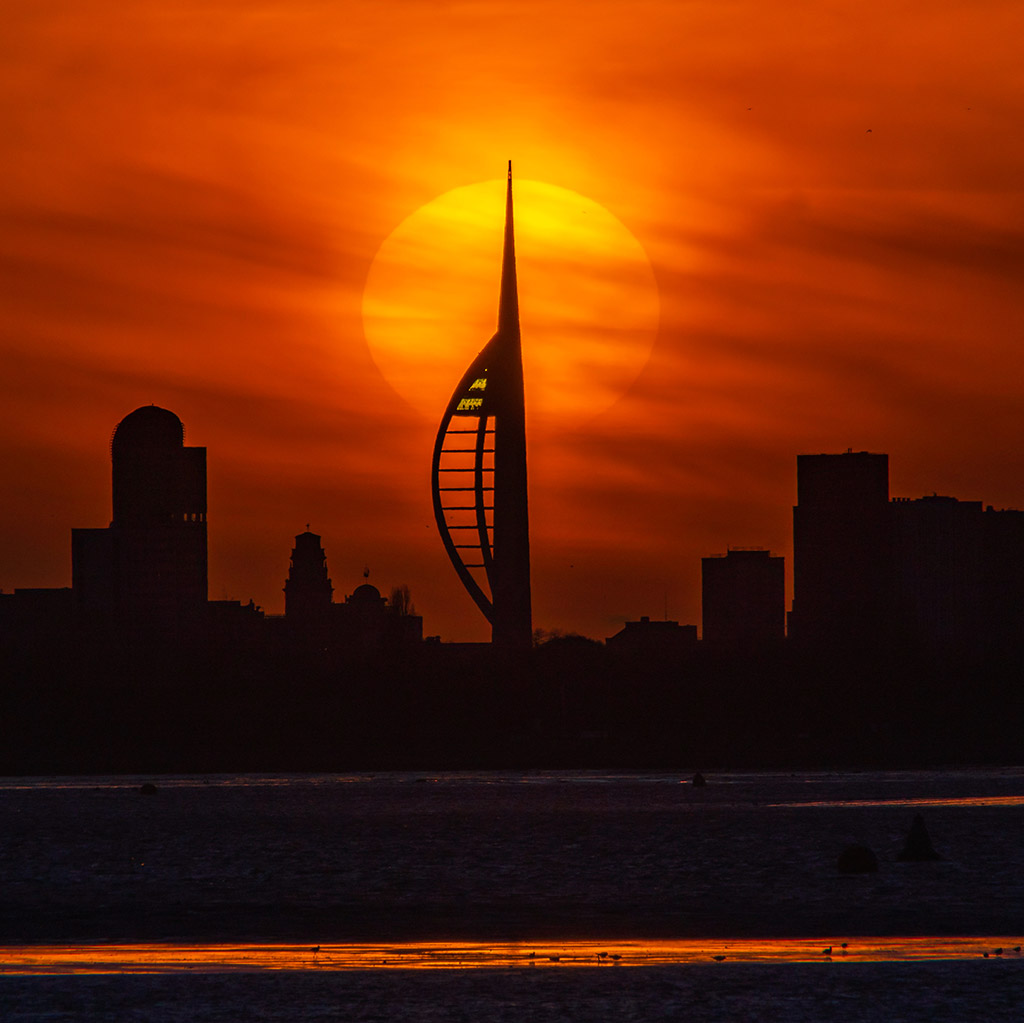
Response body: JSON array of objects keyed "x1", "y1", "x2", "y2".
[{"x1": 3, "y1": 770, "x2": 1024, "y2": 1019}]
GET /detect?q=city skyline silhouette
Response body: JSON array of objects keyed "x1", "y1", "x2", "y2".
[
  {"x1": 8, "y1": 400, "x2": 1024, "y2": 653},
  {"x1": 4, "y1": 399, "x2": 1024, "y2": 774},
  {"x1": 3, "y1": 12, "x2": 1022, "y2": 1021},
  {"x1": 2, "y1": 3, "x2": 1023, "y2": 647}
]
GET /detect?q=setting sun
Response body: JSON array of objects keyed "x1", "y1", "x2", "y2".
[{"x1": 362, "y1": 177, "x2": 660, "y2": 428}]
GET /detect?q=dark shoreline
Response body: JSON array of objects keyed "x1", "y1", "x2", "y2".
[{"x1": 4, "y1": 627, "x2": 1024, "y2": 777}]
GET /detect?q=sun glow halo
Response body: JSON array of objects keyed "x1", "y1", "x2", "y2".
[{"x1": 362, "y1": 178, "x2": 660, "y2": 429}]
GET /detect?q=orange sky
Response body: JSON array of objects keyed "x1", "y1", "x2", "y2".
[{"x1": 2, "y1": 1, "x2": 1023, "y2": 641}]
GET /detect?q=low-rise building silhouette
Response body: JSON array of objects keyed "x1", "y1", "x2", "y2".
[
  {"x1": 0, "y1": 587, "x2": 73, "y2": 645},
  {"x1": 606, "y1": 616, "x2": 697, "y2": 656},
  {"x1": 277, "y1": 529, "x2": 423, "y2": 657}
]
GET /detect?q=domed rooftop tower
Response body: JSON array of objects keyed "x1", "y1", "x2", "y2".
[
  {"x1": 73, "y1": 406, "x2": 208, "y2": 627},
  {"x1": 112, "y1": 406, "x2": 205, "y2": 528},
  {"x1": 112, "y1": 404, "x2": 184, "y2": 449}
]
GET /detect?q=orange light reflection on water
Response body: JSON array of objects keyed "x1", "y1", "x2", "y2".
[
  {"x1": 770, "y1": 796, "x2": 1024, "y2": 809},
  {"x1": 2, "y1": 938, "x2": 1022, "y2": 975}
]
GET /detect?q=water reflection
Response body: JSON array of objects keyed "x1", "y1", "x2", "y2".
[
  {"x1": 769, "y1": 796, "x2": 1024, "y2": 809},
  {"x1": 3, "y1": 938, "x2": 1022, "y2": 974}
]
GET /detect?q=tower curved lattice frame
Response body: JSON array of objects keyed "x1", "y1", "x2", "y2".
[
  {"x1": 431, "y1": 164, "x2": 532, "y2": 649},
  {"x1": 432, "y1": 354, "x2": 498, "y2": 621}
]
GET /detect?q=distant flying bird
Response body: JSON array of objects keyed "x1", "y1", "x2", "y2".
[{"x1": 866, "y1": 128, "x2": 872, "y2": 132}]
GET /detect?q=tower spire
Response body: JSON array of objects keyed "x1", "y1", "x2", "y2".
[{"x1": 497, "y1": 161, "x2": 520, "y2": 339}]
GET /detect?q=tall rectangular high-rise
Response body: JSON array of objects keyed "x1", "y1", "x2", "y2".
[
  {"x1": 981, "y1": 507, "x2": 1024, "y2": 657},
  {"x1": 790, "y1": 451, "x2": 890, "y2": 644},
  {"x1": 890, "y1": 495, "x2": 984, "y2": 656},
  {"x1": 702, "y1": 548, "x2": 785, "y2": 647}
]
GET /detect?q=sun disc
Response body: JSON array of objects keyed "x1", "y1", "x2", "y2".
[{"x1": 362, "y1": 178, "x2": 660, "y2": 429}]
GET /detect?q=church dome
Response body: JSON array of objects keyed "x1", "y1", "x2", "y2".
[
  {"x1": 112, "y1": 406, "x2": 184, "y2": 454},
  {"x1": 350, "y1": 582, "x2": 382, "y2": 603}
]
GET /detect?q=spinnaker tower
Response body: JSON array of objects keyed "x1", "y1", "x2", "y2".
[{"x1": 431, "y1": 163, "x2": 532, "y2": 649}]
